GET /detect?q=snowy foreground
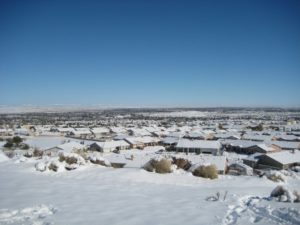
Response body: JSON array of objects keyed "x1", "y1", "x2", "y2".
[{"x1": 0, "y1": 152, "x2": 300, "y2": 225}]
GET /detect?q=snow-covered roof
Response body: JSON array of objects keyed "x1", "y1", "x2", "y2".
[
  {"x1": 176, "y1": 139, "x2": 221, "y2": 149},
  {"x1": 125, "y1": 136, "x2": 159, "y2": 145},
  {"x1": 162, "y1": 137, "x2": 179, "y2": 144},
  {"x1": 265, "y1": 150, "x2": 300, "y2": 165},
  {"x1": 92, "y1": 140, "x2": 130, "y2": 149},
  {"x1": 255, "y1": 143, "x2": 277, "y2": 152},
  {"x1": 91, "y1": 127, "x2": 110, "y2": 134},
  {"x1": 71, "y1": 128, "x2": 92, "y2": 135},
  {"x1": 265, "y1": 141, "x2": 300, "y2": 150},
  {"x1": 221, "y1": 139, "x2": 262, "y2": 148},
  {"x1": 57, "y1": 127, "x2": 75, "y2": 132},
  {"x1": 55, "y1": 142, "x2": 85, "y2": 153},
  {"x1": 242, "y1": 134, "x2": 272, "y2": 142}
]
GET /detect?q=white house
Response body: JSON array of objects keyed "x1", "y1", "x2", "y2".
[
  {"x1": 45, "y1": 141, "x2": 85, "y2": 156},
  {"x1": 90, "y1": 140, "x2": 130, "y2": 153},
  {"x1": 176, "y1": 139, "x2": 222, "y2": 155}
]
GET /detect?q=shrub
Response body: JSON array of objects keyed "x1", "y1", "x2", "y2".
[
  {"x1": 74, "y1": 149, "x2": 88, "y2": 160},
  {"x1": 59, "y1": 153, "x2": 65, "y2": 162},
  {"x1": 65, "y1": 156, "x2": 78, "y2": 164},
  {"x1": 24, "y1": 151, "x2": 33, "y2": 158},
  {"x1": 172, "y1": 157, "x2": 191, "y2": 171},
  {"x1": 193, "y1": 165, "x2": 218, "y2": 179},
  {"x1": 265, "y1": 171, "x2": 285, "y2": 183},
  {"x1": 12, "y1": 136, "x2": 22, "y2": 145},
  {"x1": 4, "y1": 142, "x2": 13, "y2": 148},
  {"x1": 20, "y1": 143, "x2": 30, "y2": 150},
  {"x1": 271, "y1": 185, "x2": 295, "y2": 202},
  {"x1": 267, "y1": 174, "x2": 285, "y2": 183},
  {"x1": 33, "y1": 148, "x2": 44, "y2": 157},
  {"x1": 89, "y1": 156, "x2": 111, "y2": 167},
  {"x1": 59, "y1": 153, "x2": 85, "y2": 166},
  {"x1": 293, "y1": 191, "x2": 300, "y2": 203},
  {"x1": 143, "y1": 158, "x2": 172, "y2": 174},
  {"x1": 111, "y1": 162, "x2": 126, "y2": 168},
  {"x1": 48, "y1": 162, "x2": 59, "y2": 172}
]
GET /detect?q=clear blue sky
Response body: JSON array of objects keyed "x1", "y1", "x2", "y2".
[{"x1": 0, "y1": 0, "x2": 299, "y2": 107}]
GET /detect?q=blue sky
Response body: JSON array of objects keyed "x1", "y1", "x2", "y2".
[{"x1": 0, "y1": 0, "x2": 299, "y2": 107}]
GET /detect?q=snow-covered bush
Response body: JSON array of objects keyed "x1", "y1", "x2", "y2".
[
  {"x1": 65, "y1": 163, "x2": 79, "y2": 170},
  {"x1": 35, "y1": 162, "x2": 47, "y2": 172},
  {"x1": 33, "y1": 148, "x2": 44, "y2": 158},
  {"x1": 0, "y1": 151, "x2": 9, "y2": 162},
  {"x1": 74, "y1": 149, "x2": 89, "y2": 160},
  {"x1": 59, "y1": 153, "x2": 85, "y2": 165},
  {"x1": 23, "y1": 150, "x2": 33, "y2": 158},
  {"x1": 48, "y1": 161, "x2": 59, "y2": 172},
  {"x1": 270, "y1": 185, "x2": 296, "y2": 203},
  {"x1": 192, "y1": 164, "x2": 218, "y2": 179},
  {"x1": 48, "y1": 160, "x2": 65, "y2": 172},
  {"x1": 89, "y1": 154, "x2": 111, "y2": 167},
  {"x1": 293, "y1": 191, "x2": 300, "y2": 203},
  {"x1": 265, "y1": 171, "x2": 285, "y2": 183},
  {"x1": 291, "y1": 166, "x2": 300, "y2": 172},
  {"x1": 172, "y1": 157, "x2": 191, "y2": 171},
  {"x1": 143, "y1": 157, "x2": 173, "y2": 174}
]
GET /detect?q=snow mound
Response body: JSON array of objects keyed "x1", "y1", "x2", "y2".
[
  {"x1": 265, "y1": 170, "x2": 286, "y2": 183},
  {"x1": 89, "y1": 153, "x2": 111, "y2": 167},
  {"x1": 270, "y1": 185, "x2": 298, "y2": 203},
  {"x1": 35, "y1": 162, "x2": 47, "y2": 172},
  {"x1": 48, "y1": 160, "x2": 65, "y2": 172},
  {"x1": 0, "y1": 151, "x2": 9, "y2": 162},
  {"x1": 0, "y1": 204, "x2": 56, "y2": 225},
  {"x1": 60, "y1": 153, "x2": 86, "y2": 165}
]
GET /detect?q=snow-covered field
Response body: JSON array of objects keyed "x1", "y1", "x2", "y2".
[{"x1": 0, "y1": 136, "x2": 300, "y2": 225}]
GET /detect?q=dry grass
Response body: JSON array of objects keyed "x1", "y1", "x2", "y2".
[
  {"x1": 193, "y1": 165, "x2": 218, "y2": 179},
  {"x1": 172, "y1": 157, "x2": 191, "y2": 171},
  {"x1": 143, "y1": 158, "x2": 172, "y2": 174},
  {"x1": 64, "y1": 156, "x2": 78, "y2": 165},
  {"x1": 74, "y1": 149, "x2": 88, "y2": 160},
  {"x1": 33, "y1": 148, "x2": 44, "y2": 158},
  {"x1": 267, "y1": 174, "x2": 285, "y2": 183},
  {"x1": 48, "y1": 162, "x2": 58, "y2": 172}
]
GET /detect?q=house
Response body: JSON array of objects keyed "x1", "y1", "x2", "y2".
[
  {"x1": 222, "y1": 140, "x2": 280, "y2": 154},
  {"x1": 266, "y1": 141, "x2": 300, "y2": 150},
  {"x1": 90, "y1": 127, "x2": 110, "y2": 137},
  {"x1": 54, "y1": 127, "x2": 75, "y2": 136},
  {"x1": 0, "y1": 128, "x2": 13, "y2": 136},
  {"x1": 273, "y1": 134, "x2": 300, "y2": 142},
  {"x1": 242, "y1": 153, "x2": 264, "y2": 168},
  {"x1": 176, "y1": 139, "x2": 222, "y2": 155},
  {"x1": 161, "y1": 137, "x2": 179, "y2": 147},
  {"x1": 242, "y1": 134, "x2": 272, "y2": 142},
  {"x1": 184, "y1": 131, "x2": 215, "y2": 140},
  {"x1": 14, "y1": 128, "x2": 30, "y2": 136},
  {"x1": 244, "y1": 143, "x2": 281, "y2": 154},
  {"x1": 124, "y1": 136, "x2": 160, "y2": 149},
  {"x1": 69, "y1": 128, "x2": 92, "y2": 139},
  {"x1": 256, "y1": 150, "x2": 300, "y2": 170},
  {"x1": 89, "y1": 140, "x2": 130, "y2": 153},
  {"x1": 214, "y1": 133, "x2": 240, "y2": 140},
  {"x1": 45, "y1": 141, "x2": 85, "y2": 156}
]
